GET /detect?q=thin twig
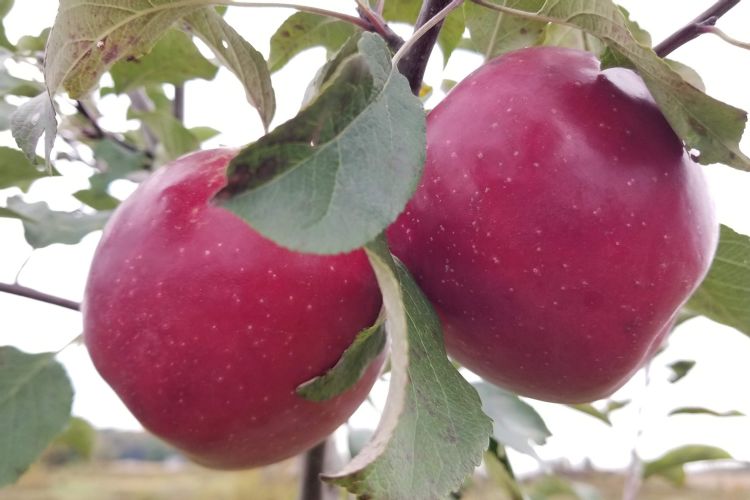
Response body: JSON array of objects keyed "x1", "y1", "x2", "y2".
[
  {"x1": 355, "y1": 0, "x2": 405, "y2": 52},
  {"x1": 127, "y1": 89, "x2": 159, "y2": 157},
  {"x1": 173, "y1": 84, "x2": 185, "y2": 123},
  {"x1": 653, "y1": 0, "x2": 742, "y2": 57},
  {"x1": 216, "y1": 1, "x2": 372, "y2": 30},
  {"x1": 470, "y1": 0, "x2": 574, "y2": 27},
  {"x1": 392, "y1": 0, "x2": 464, "y2": 67},
  {"x1": 298, "y1": 440, "x2": 328, "y2": 500},
  {"x1": 75, "y1": 100, "x2": 145, "y2": 155},
  {"x1": 700, "y1": 25, "x2": 750, "y2": 51},
  {"x1": 0, "y1": 282, "x2": 80, "y2": 311}
]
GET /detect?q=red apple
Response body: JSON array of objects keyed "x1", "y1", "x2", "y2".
[
  {"x1": 83, "y1": 149, "x2": 383, "y2": 468},
  {"x1": 388, "y1": 47, "x2": 717, "y2": 403}
]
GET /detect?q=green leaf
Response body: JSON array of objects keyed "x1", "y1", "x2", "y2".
[
  {"x1": 567, "y1": 403, "x2": 611, "y2": 426},
  {"x1": 667, "y1": 360, "x2": 696, "y2": 383},
  {"x1": 185, "y1": 7, "x2": 275, "y2": 130},
  {"x1": 2, "y1": 196, "x2": 110, "y2": 248},
  {"x1": 664, "y1": 59, "x2": 705, "y2": 92},
  {"x1": 0, "y1": 146, "x2": 47, "y2": 191},
  {"x1": 464, "y1": 0, "x2": 547, "y2": 60},
  {"x1": 473, "y1": 382, "x2": 550, "y2": 457},
  {"x1": 0, "y1": 347, "x2": 74, "y2": 487},
  {"x1": 51, "y1": 417, "x2": 96, "y2": 460},
  {"x1": 268, "y1": 12, "x2": 359, "y2": 73},
  {"x1": 73, "y1": 189, "x2": 119, "y2": 210},
  {"x1": 484, "y1": 441, "x2": 524, "y2": 500},
  {"x1": 539, "y1": 23, "x2": 603, "y2": 54},
  {"x1": 16, "y1": 28, "x2": 50, "y2": 53},
  {"x1": 381, "y1": 0, "x2": 464, "y2": 65},
  {"x1": 529, "y1": 475, "x2": 602, "y2": 500},
  {"x1": 685, "y1": 225, "x2": 750, "y2": 336},
  {"x1": 324, "y1": 236, "x2": 492, "y2": 499},
  {"x1": 297, "y1": 320, "x2": 386, "y2": 401},
  {"x1": 0, "y1": 0, "x2": 14, "y2": 50},
  {"x1": 189, "y1": 126, "x2": 221, "y2": 143},
  {"x1": 0, "y1": 69, "x2": 44, "y2": 98},
  {"x1": 44, "y1": 0, "x2": 207, "y2": 98},
  {"x1": 130, "y1": 109, "x2": 199, "y2": 161},
  {"x1": 643, "y1": 445, "x2": 732, "y2": 486},
  {"x1": 538, "y1": 0, "x2": 750, "y2": 170},
  {"x1": 109, "y1": 29, "x2": 218, "y2": 93},
  {"x1": 668, "y1": 407, "x2": 744, "y2": 418},
  {"x1": 438, "y1": 10, "x2": 466, "y2": 65},
  {"x1": 219, "y1": 33, "x2": 425, "y2": 255},
  {"x1": 0, "y1": 99, "x2": 16, "y2": 130},
  {"x1": 10, "y1": 92, "x2": 56, "y2": 164}
]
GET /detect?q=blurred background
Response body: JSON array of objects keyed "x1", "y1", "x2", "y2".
[{"x1": 1, "y1": 0, "x2": 749, "y2": 498}]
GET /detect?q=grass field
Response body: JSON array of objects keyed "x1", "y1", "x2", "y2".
[{"x1": 2, "y1": 461, "x2": 750, "y2": 499}]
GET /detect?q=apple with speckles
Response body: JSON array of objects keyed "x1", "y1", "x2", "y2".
[
  {"x1": 388, "y1": 47, "x2": 717, "y2": 403},
  {"x1": 83, "y1": 149, "x2": 383, "y2": 468}
]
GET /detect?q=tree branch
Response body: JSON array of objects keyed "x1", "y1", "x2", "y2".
[
  {"x1": 653, "y1": 0, "x2": 742, "y2": 57},
  {"x1": 397, "y1": 0, "x2": 454, "y2": 93},
  {"x1": 173, "y1": 84, "x2": 185, "y2": 123},
  {"x1": 0, "y1": 282, "x2": 80, "y2": 311},
  {"x1": 75, "y1": 100, "x2": 147, "y2": 156},
  {"x1": 298, "y1": 440, "x2": 331, "y2": 500}
]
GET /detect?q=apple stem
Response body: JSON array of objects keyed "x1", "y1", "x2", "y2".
[
  {"x1": 0, "y1": 282, "x2": 80, "y2": 311},
  {"x1": 653, "y1": 0, "x2": 742, "y2": 57},
  {"x1": 394, "y1": 0, "x2": 462, "y2": 93}
]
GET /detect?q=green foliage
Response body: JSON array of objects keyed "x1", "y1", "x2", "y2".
[
  {"x1": 643, "y1": 445, "x2": 733, "y2": 487},
  {"x1": 109, "y1": 30, "x2": 218, "y2": 93},
  {"x1": 186, "y1": 8, "x2": 276, "y2": 129},
  {"x1": 324, "y1": 236, "x2": 492, "y2": 499},
  {"x1": 50, "y1": 417, "x2": 97, "y2": 461},
  {"x1": 567, "y1": 400, "x2": 629, "y2": 426},
  {"x1": 220, "y1": 34, "x2": 425, "y2": 254},
  {"x1": 0, "y1": 147, "x2": 47, "y2": 191},
  {"x1": 11, "y1": 93, "x2": 56, "y2": 163},
  {"x1": 268, "y1": 12, "x2": 359, "y2": 73},
  {"x1": 667, "y1": 360, "x2": 696, "y2": 383},
  {"x1": 668, "y1": 407, "x2": 744, "y2": 418},
  {"x1": 686, "y1": 225, "x2": 750, "y2": 336},
  {"x1": 0, "y1": 347, "x2": 73, "y2": 487},
  {"x1": 297, "y1": 320, "x2": 386, "y2": 401},
  {"x1": 464, "y1": 0, "x2": 547, "y2": 59},
  {"x1": 473, "y1": 382, "x2": 550, "y2": 457},
  {"x1": 1, "y1": 197, "x2": 110, "y2": 248}
]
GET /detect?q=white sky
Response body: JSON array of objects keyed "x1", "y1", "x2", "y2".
[{"x1": 1, "y1": 0, "x2": 749, "y2": 476}]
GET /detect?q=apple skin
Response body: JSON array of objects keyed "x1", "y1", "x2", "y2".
[
  {"x1": 388, "y1": 47, "x2": 717, "y2": 403},
  {"x1": 83, "y1": 149, "x2": 383, "y2": 468}
]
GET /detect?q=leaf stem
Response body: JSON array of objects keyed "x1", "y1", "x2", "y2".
[
  {"x1": 470, "y1": 0, "x2": 575, "y2": 28},
  {"x1": 392, "y1": 0, "x2": 464, "y2": 67},
  {"x1": 216, "y1": 1, "x2": 372, "y2": 31},
  {"x1": 653, "y1": 0, "x2": 742, "y2": 57},
  {"x1": 0, "y1": 282, "x2": 80, "y2": 311},
  {"x1": 699, "y1": 25, "x2": 750, "y2": 51}
]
